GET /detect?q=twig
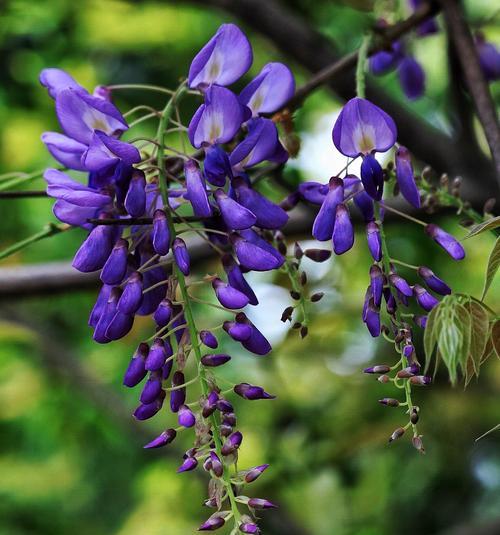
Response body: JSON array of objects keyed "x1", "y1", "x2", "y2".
[{"x1": 441, "y1": 0, "x2": 500, "y2": 188}]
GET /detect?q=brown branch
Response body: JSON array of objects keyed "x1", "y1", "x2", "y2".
[
  {"x1": 0, "y1": 190, "x2": 48, "y2": 198},
  {"x1": 440, "y1": 0, "x2": 500, "y2": 188}
]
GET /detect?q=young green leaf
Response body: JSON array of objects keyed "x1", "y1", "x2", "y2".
[
  {"x1": 464, "y1": 300, "x2": 490, "y2": 374},
  {"x1": 465, "y1": 216, "x2": 500, "y2": 239},
  {"x1": 481, "y1": 237, "x2": 500, "y2": 301}
]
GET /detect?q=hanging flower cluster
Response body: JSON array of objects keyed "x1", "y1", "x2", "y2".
[
  {"x1": 297, "y1": 96, "x2": 466, "y2": 451},
  {"x1": 41, "y1": 23, "x2": 296, "y2": 534}
]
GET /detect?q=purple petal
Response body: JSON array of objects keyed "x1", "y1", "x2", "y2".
[
  {"x1": 366, "y1": 222, "x2": 382, "y2": 261},
  {"x1": 214, "y1": 189, "x2": 256, "y2": 230},
  {"x1": 173, "y1": 238, "x2": 190, "y2": 275},
  {"x1": 82, "y1": 131, "x2": 140, "y2": 172},
  {"x1": 395, "y1": 146, "x2": 420, "y2": 207},
  {"x1": 332, "y1": 203, "x2": 354, "y2": 254},
  {"x1": 239, "y1": 62, "x2": 295, "y2": 116},
  {"x1": 118, "y1": 272, "x2": 144, "y2": 314},
  {"x1": 203, "y1": 145, "x2": 233, "y2": 186},
  {"x1": 298, "y1": 181, "x2": 328, "y2": 205},
  {"x1": 100, "y1": 238, "x2": 128, "y2": 284},
  {"x1": 332, "y1": 97, "x2": 397, "y2": 157},
  {"x1": 125, "y1": 170, "x2": 147, "y2": 217},
  {"x1": 39, "y1": 68, "x2": 82, "y2": 99},
  {"x1": 152, "y1": 210, "x2": 171, "y2": 256},
  {"x1": 145, "y1": 338, "x2": 167, "y2": 371},
  {"x1": 184, "y1": 160, "x2": 212, "y2": 217},
  {"x1": 213, "y1": 277, "x2": 249, "y2": 309},
  {"x1": 41, "y1": 132, "x2": 87, "y2": 170},
  {"x1": 222, "y1": 254, "x2": 258, "y2": 305},
  {"x1": 360, "y1": 154, "x2": 384, "y2": 200},
  {"x1": 425, "y1": 224, "x2": 465, "y2": 260},
  {"x1": 72, "y1": 223, "x2": 119, "y2": 272},
  {"x1": 188, "y1": 23, "x2": 252, "y2": 88},
  {"x1": 123, "y1": 343, "x2": 148, "y2": 387},
  {"x1": 398, "y1": 56, "x2": 425, "y2": 100},
  {"x1": 232, "y1": 232, "x2": 284, "y2": 271},
  {"x1": 312, "y1": 177, "x2": 344, "y2": 241}
]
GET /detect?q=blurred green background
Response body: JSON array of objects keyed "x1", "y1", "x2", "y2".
[{"x1": 0, "y1": 1, "x2": 499, "y2": 534}]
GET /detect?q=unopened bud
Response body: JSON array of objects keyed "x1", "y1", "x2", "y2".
[
  {"x1": 412, "y1": 435, "x2": 425, "y2": 453},
  {"x1": 290, "y1": 290, "x2": 300, "y2": 300},
  {"x1": 378, "y1": 375, "x2": 390, "y2": 383},
  {"x1": 292, "y1": 322, "x2": 302, "y2": 330},
  {"x1": 311, "y1": 292, "x2": 324, "y2": 302},
  {"x1": 389, "y1": 427, "x2": 405, "y2": 443},
  {"x1": 281, "y1": 306, "x2": 294, "y2": 322},
  {"x1": 378, "y1": 398, "x2": 400, "y2": 407},
  {"x1": 294, "y1": 242, "x2": 303, "y2": 259},
  {"x1": 409, "y1": 375, "x2": 431, "y2": 386},
  {"x1": 410, "y1": 406, "x2": 419, "y2": 424},
  {"x1": 300, "y1": 326, "x2": 308, "y2": 338},
  {"x1": 304, "y1": 248, "x2": 331, "y2": 262},
  {"x1": 277, "y1": 241, "x2": 287, "y2": 256},
  {"x1": 300, "y1": 271, "x2": 307, "y2": 286},
  {"x1": 364, "y1": 365, "x2": 391, "y2": 374}
]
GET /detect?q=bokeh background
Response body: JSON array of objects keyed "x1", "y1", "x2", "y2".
[{"x1": 0, "y1": 1, "x2": 499, "y2": 534}]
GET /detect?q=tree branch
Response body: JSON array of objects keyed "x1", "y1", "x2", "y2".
[
  {"x1": 440, "y1": 0, "x2": 500, "y2": 187},
  {"x1": 183, "y1": 0, "x2": 498, "y2": 199}
]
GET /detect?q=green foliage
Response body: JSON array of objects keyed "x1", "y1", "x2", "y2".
[
  {"x1": 482, "y1": 237, "x2": 500, "y2": 300},
  {"x1": 424, "y1": 294, "x2": 498, "y2": 386}
]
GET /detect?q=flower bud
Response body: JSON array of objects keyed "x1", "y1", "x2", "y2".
[
  {"x1": 223, "y1": 320, "x2": 252, "y2": 341},
  {"x1": 143, "y1": 428, "x2": 176, "y2": 449},
  {"x1": 363, "y1": 365, "x2": 391, "y2": 374},
  {"x1": 178, "y1": 456, "x2": 198, "y2": 473},
  {"x1": 212, "y1": 277, "x2": 249, "y2": 309},
  {"x1": 140, "y1": 373, "x2": 163, "y2": 404},
  {"x1": 304, "y1": 248, "x2": 331, "y2": 262},
  {"x1": 370, "y1": 265, "x2": 384, "y2": 307},
  {"x1": 123, "y1": 343, "x2": 148, "y2": 387},
  {"x1": 412, "y1": 435, "x2": 425, "y2": 454},
  {"x1": 234, "y1": 383, "x2": 276, "y2": 400},
  {"x1": 248, "y1": 498, "x2": 277, "y2": 510},
  {"x1": 378, "y1": 375, "x2": 390, "y2": 383},
  {"x1": 125, "y1": 170, "x2": 146, "y2": 217},
  {"x1": 200, "y1": 330, "x2": 218, "y2": 349},
  {"x1": 201, "y1": 353, "x2": 231, "y2": 367},
  {"x1": 216, "y1": 399, "x2": 233, "y2": 413},
  {"x1": 311, "y1": 292, "x2": 324, "y2": 303},
  {"x1": 245, "y1": 464, "x2": 269, "y2": 483},
  {"x1": 424, "y1": 224, "x2": 465, "y2": 260},
  {"x1": 178, "y1": 404, "x2": 196, "y2": 428},
  {"x1": 133, "y1": 390, "x2": 165, "y2": 421},
  {"x1": 202, "y1": 390, "x2": 219, "y2": 418},
  {"x1": 153, "y1": 299, "x2": 173, "y2": 327},
  {"x1": 240, "y1": 523, "x2": 260, "y2": 534},
  {"x1": 417, "y1": 266, "x2": 451, "y2": 295},
  {"x1": 388, "y1": 427, "x2": 405, "y2": 443},
  {"x1": 209, "y1": 451, "x2": 223, "y2": 477},
  {"x1": 409, "y1": 375, "x2": 431, "y2": 386},
  {"x1": 413, "y1": 284, "x2": 439, "y2": 312},
  {"x1": 410, "y1": 406, "x2": 419, "y2": 424},
  {"x1": 389, "y1": 274, "x2": 413, "y2": 297},
  {"x1": 198, "y1": 513, "x2": 226, "y2": 531},
  {"x1": 145, "y1": 338, "x2": 167, "y2": 371},
  {"x1": 395, "y1": 146, "x2": 420, "y2": 208},
  {"x1": 170, "y1": 371, "x2": 186, "y2": 412},
  {"x1": 366, "y1": 222, "x2": 382, "y2": 261},
  {"x1": 378, "y1": 398, "x2": 400, "y2": 407},
  {"x1": 280, "y1": 306, "x2": 294, "y2": 322},
  {"x1": 118, "y1": 271, "x2": 143, "y2": 314},
  {"x1": 101, "y1": 238, "x2": 128, "y2": 285},
  {"x1": 332, "y1": 203, "x2": 354, "y2": 254},
  {"x1": 221, "y1": 431, "x2": 243, "y2": 455},
  {"x1": 152, "y1": 210, "x2": 171, "y2": 256},
  {"x1": 173, "y1": 237, "x2": 190, "y2": 275}
]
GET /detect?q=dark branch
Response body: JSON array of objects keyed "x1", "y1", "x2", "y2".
[
  {"x1": 440, "y1": 0, "x2": 500, "y2": 188},
  {"x1": 0, "y1": 190, "x2": 48, "y2": 198}
]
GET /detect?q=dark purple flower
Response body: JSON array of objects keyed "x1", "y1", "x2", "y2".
[
  {"x1": 123, "y1": 343, "x2": 149, "y2": 387},
  {"x1": 332, "y1": 203, "x2": 354, "y2": 254},
  {"x1": 72, "y1": 220, "x2": 119, "y2": 273},
  {"x1": 100, "y1": 238, "x2": 128, "y2": 284},
  {"x1": 42, "y1": 132, "x2": 87, "y2": 170},
  {"x1": 370, "y1": 265, "x2": 384, "y2": 307},
  {"x1": 425, "y1": 224, "x2": 465, "y2": 260},
  {"x1": 234, "y1": 382, "x2": 275, "y2": 400},
  {"x1": 133, "y1": 390, "x2": 165, "y2": 420},
  {"x1": 222, "y1": 255, "x2": 258, "y2": 305},
  {"x1": 395, "y1": 146, "x2": 420, "y2": 208},
  {"x1": 185, "y1": 160, "x2": 212, "y2": 217},
  {"x1": 248, "y1": 498, "x2": 277, "y2": 510},
  {"x1": 230, "y1": 117, "x2": 288, "y2": 169},
  {"x1": 204, "y1": 145, "x2": 233, "y2": 186},
  {"x1": 202, "y1": 390, "x2": 219, "y2": 418},
  {"x1": 140, "y1": 373, "x2": 163, "y2": 404},
  {"x1": 360, "y1": 154, "x2": 384, "y2": 200},
  {"x1": 366, "y1": 222, "x2": 382, "y2": 261},
  {"x1": 153, "y1": 299, "x2": 173, "y2": 327},
  {"x1": 234, "y1": 313, "x2": 272, "y2": 355},
  {"x1": 173, "y1": 237, "x2": 190, "y2": 275},
  {"x1": 198, "y1": 513, "x2": 226, "y2": 531},
  {"x1": 233, "y1": 177, "x2": 289, "y2": 229},
  {"x1": 333, "y1": 97, "x2": 397, "y2": 157},
  {"x1": 312, "y1": 177, "x2": 344, "y2": 241},
  {"x1": 369, "y1": 43, "x2": 402, "y2": 75},
  {"x1": 216, "y1": 399, "x2": 233, "y2": 413},
  {"x1": 240, "y1": 523, "x2": 260, "y2": 534},
  {"x1": 353, "y1": 190, "x2": 375, "y2": 222},
  {"x1": 223, "y1": 320, "x2": 252, "y2": 342},
  {"x1": 398, "y1": 56, "x2": 425, "y2": 100},
  {"x1": 178, "y1": 404, "x2": 196, "y2": 428},
  {"x1": 201, "y1": 353, "x2": 232, "y2": 367},
  {"x1": 209, "y1": 451, "x2": 223, "y2": 477},
  {"x1": 105, "y1": 308, "x2": 134, "y2": 341},
  {"x1": 476, "y1": 33, "x2": 500, "y2": 82},
  {"x1": 212, "y1": 277, "x2": 249, "y2": 309},
  {"x1": 188, "y1": 85, "x2": 246, "y2": 148},
  {"x1": 178, "y1": 456, "x2": 198, "y2": 473},
  {"x1": 200, "y1": 330, "x2": 218, "y2": 349},
  {"x1": 413, "y1": 284, "x2": 439, "y2": 311},
  {"x1": 188, "y1": 23, "x2": 252, "y2": 89},
  {"x1": 389, "y1": 273, "x2": 413, "y2": 297},
  {"x1": 240, "y1": 62, "x2": 295, "y2": 116},
  {"x1": 245, "y1": 464, "x2": 269, "y2": 483},
  {"x1": 151, "y1": 210, "x2": 170, "y2": 256},
  {"x1": 214, "y1": 188, "x2": 256, "y2": 230},
  {"x1": 231, "y1": 231, "x2": 284, "y2": 272},
  {"x1": 364, "y1": 298, "x2": 381, "y2": 337},
  {"x1": 125, "y1": 170, "x2": 147, "y2": 217},
  {"x1": 145, "y1": 338, "x2": 167, "y2": 371},
  {"x1": 117, "y1": 272, "x2": 143, "y2": 314},
  {"x1": 298, "y1": 181, "x2": 328, "y2": 205},
  {"x1": 417, "y1": 266, "x2": 451, "y2": 295},
  {"x1": 170, "y1": 371, "x2": 186, "y2": 413},
  {"x1": 221, "y1": 431, "x2": 243, "y2": 455},
  {"x1": 143, "y1": 428, "x2": 176, "y2": 449}
]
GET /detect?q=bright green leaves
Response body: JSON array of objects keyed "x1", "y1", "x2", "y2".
[
  {"x1": 481, "y1": 236, "x2": 500, "y2": 301},
  {"x1": 424, "y1": 295, "x2": 497, "y2": 386}
]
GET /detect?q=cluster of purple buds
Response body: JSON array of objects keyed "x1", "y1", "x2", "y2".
[
  {"x1": 369, "y1": 18, "x2": 426, "y2": 100},
  {"x1": 40, "y1": 22, "x2": 295, "y2": 533}
]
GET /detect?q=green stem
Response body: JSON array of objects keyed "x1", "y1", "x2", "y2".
[
  {"x1": 375, "y1": 203, "x2": 418, "y2": 437},
  {"x1": 156, "y1": 84, "x2": 241, "y2": 527},
  {"x1": 0, "y1": 223, "x2": 71, "y2": 261},
  {"x1": 356, "y1": 34, "x2": 372, "y2": 99}
]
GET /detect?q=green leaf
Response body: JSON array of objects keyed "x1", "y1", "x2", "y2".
[
  {"x1": 465, "y1": 216, "x2": 500, "y2": 239},
  {"x1": 423, "y1": 301, "x2": 442, "y2": 373},
  {"x1": 481, "y1": 237, "x2": 500, "y2": 300},
  {"x1": 492, "y1": 320, "x2": 500, "y2": 360},
  {"x1": 464, "y1": 300, "x2": 490, "y2": 374}
]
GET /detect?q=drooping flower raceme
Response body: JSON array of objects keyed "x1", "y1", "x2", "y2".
[{"x1": 41, "y1": 22, "x2": 295, "y2": 535}]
